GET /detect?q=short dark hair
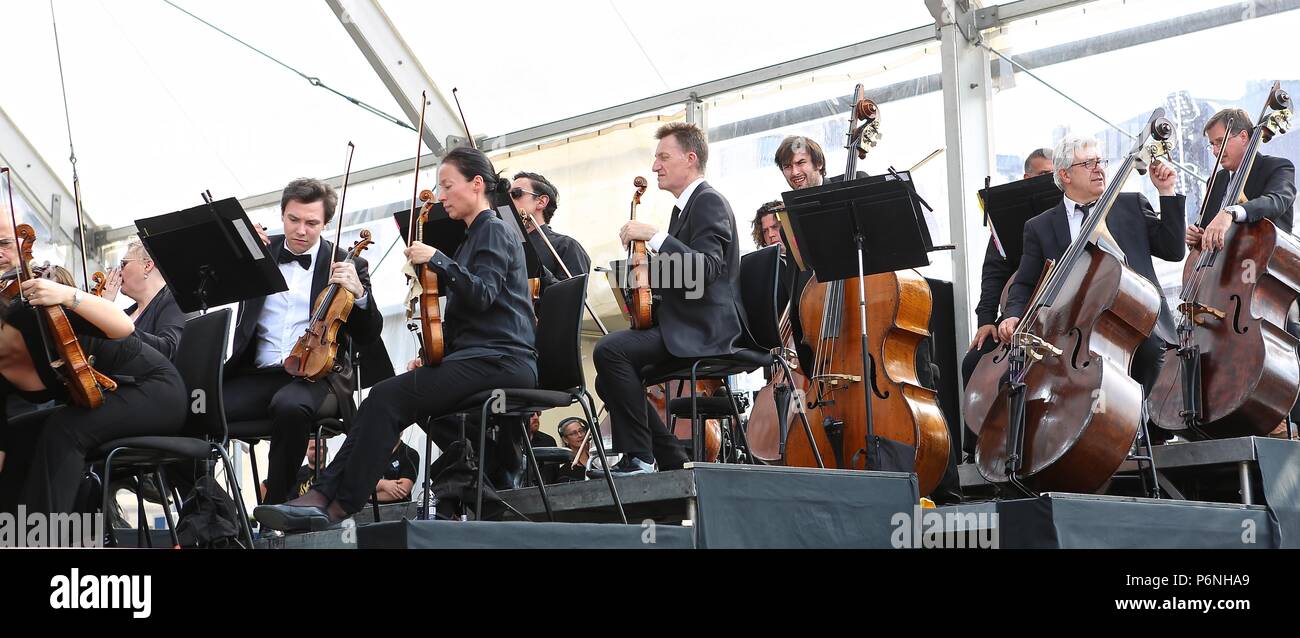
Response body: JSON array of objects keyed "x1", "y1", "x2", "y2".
[
  {"x1": 513, "y1": 171, "x2": 559, "y2": 223},
  {"x1": 655, "y1": 122, "x2": 709, "y2": 172},
  {"x1": 280, "y1": 178, "x2": 339, "y2": 224},
  {"x1": 443, "y1": 147, "x2": 509, "y2": 197},
  {"x1": 751, "y1": 200, "x2": 783, "y2": 247},
  {"x1": 1203, "y1": 107, "x2": 1254, "y2": 138},
  {"x1": 774, "y1": 136, "x2": 826, "y2": 177},
  {"x1": 1023, "y1": 147, "x2": 1053, "y2": 175}
]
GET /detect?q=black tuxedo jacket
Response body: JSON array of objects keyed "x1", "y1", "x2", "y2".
[
  {"x1": 1005, "y1": 192, "x2": 1186, "y2": 344},
  {"x1": 1198, "y1": 153, "x2": 1295, "y2": 232}
]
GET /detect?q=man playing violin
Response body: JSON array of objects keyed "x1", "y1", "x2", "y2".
[
  {"x1": 591, "y1": 122, "x2": 746, "y2": 477},
  {"x1": 998, "y1": 136, "x2": 1185, "y2": 437},
  {"x1": 511, "y1": 171, "x2": 592, "y2": 281},
  {"x1": 226, "y1": 178, "x2": 383, "y2": 506}
]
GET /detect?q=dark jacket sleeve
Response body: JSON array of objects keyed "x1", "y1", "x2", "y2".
[
  {"x1": 1145, "y1": 193, "x2": 1187, "y2": 263},
  {"x1": 656, "y1": 189, "x2": 732, "y2": 286},
  {"x1": 427, "y1": 223, "x2": 514, "y2": 313},
  {"x1": 135, "y1": 291, "x2": 189, "y2": 361},
  {"x1": 1004, "y1": 221, "x2": 1046, "y2": 321},
  {"x1": 558, "y1": 236, "x2": 592, "y2": 280},
  {"x1": 346, "y1": 254, "x2": 384, "y2": 347},
  {"x1": 1243, "y1": 157, "x2": 1297, "y2": 224},
  {"x1": 975, "y1": 237, "x2": 1015, "y2": 327}
]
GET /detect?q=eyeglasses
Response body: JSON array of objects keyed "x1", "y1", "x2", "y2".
[
  {"x1": 509, "y1": 188, "x2": 542, "y2": 200},
  {"x1": 1069, "y1": 158, "x2": 1109, "y2": 171},
  {"x1": 118, "y1": 258, "x2": 142, "y2": 269},
  {"x1": 1207, "y1": 132, "x2": 1244, "y2": 151}
]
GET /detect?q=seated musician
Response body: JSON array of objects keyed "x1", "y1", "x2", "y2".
[
  {"x1": 372, "y1": 440, "x2": 419, "y2": 504},
  {"x1": 1186, "y1": 107, "x2": 1297, "y2": 430},
  {"x1": 225, "y1": 178, "x2": 383, "y2": 506},
  {"x1": 511, "y1": 172, "x2": 592, "y2": 280},
  {"x1": 0, "y1": 209, "x2": 187, "y2": 515},
  {"x1": 253, "y1": 147, "x2": 538, "y2": 532},
  {"x1": 591, "y1": 122, "x2": 746, "y2": 477},
  {"x1": 997, "y1": 135, "x2": 1185, "y2": 437},
  {"x1": 100, "y1": 235, "x2": 194, "y2": 361},
  {"x1": 959, "y1": 148, "x2": 1053, "y2": 458}
]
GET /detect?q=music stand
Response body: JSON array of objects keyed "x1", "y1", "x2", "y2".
[
  {"x1": 977, "y1": 173, "x2": 1061, "y2": 264},
  {"x1": 393, "y1": 195, "x2": 545, "y2": 279},
  {"x1": 781, "y1": 172, "x2": 937, "y2": 474},
  {"x1": 135, "y1": 197, "x2": 287, "y2": 313}
]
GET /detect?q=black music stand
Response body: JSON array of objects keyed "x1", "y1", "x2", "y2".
[
  {"x1": 781, "y1": 172, "x2": 936, "y2": 475},
  {"x1": 977, "y1": 173, "x2": 1061, "y2": 264},
  {"x1": 135, "y1": 197, "x2": 287, "y2": 313}
]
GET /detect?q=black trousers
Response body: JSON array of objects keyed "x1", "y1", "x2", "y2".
[
  {"x1": 224, "y1": 368, "x2": 332, "y2": 504},
  {"x1": 593, "y1": 327, "x2": 690, "y2": 468},
  {"x1": 313, "y1": 355, "x2": 536, "y2": 515},
  {"x1": 0, "y1": 350, "x2": 186, "y2": 515}
]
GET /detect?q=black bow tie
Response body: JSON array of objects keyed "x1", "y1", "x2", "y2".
[{"x1": 278, "y1": 249, "x2": 311, "y2": 270}]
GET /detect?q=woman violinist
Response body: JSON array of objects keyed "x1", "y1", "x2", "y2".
[
  {"x1": 0, "y1": 209, "x2": 186, "y2": 514},
  {"x1": 254, "y1": 146, "x2": 538, "y2": 532}
]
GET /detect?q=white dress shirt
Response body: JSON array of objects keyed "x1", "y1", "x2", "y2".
[
  {"x1": 253, "y1": 240, "x2": 370, "y2": 368},
  {"x1": 1062, "y1": 194, "x2": 1092, "y2": 242},
  {"x1": 649, "y1": 176, "x2": 707, "y2": 252}
]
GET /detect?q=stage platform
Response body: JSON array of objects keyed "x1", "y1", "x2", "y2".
[{"x1": 245, "y1": 438, "x2": 1298, "y2": 549}]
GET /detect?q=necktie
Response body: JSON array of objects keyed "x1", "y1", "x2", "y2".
[
  {"x1": 668, "y1": 205, "x2": 682, "y2": 234},
  {"x1": 278, "y1": 250, "x2": 311, "y2": 270}
]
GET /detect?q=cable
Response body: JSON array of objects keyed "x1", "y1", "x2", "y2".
[{"x1": 161, "y1": 0, "x2": 415, "y2": 132}]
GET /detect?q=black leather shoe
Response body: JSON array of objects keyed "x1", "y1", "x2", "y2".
[{"x1": 254, "y1": 504, "x2": 340, "y2": 532}]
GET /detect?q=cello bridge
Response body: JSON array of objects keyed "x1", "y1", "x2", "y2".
[
  {"x1": 1012, "y1": 333, "x2": 1063, "y2": 362},
  {"x1": 1177, "y1": 301, "x2": 1225, "y2": 325},
  {"x1": 812, "y1": 373, "x2": 861, "y2": 387}
]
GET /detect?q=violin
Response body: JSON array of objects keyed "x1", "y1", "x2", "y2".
[
  {"x1": 624, "y1": 177, "x2": 654, "y2": 329},
  {"x1": 284, "y1": 142, "x2": 371, "y2": 380},
  {"x1": 405, "y1": 92, "x2": 446, "y2": 367}
]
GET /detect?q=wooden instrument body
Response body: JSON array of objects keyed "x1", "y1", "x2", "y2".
[
  {"x1": 1148, "y1": 220, "x2": 1300, "y2": 436},
  {"x1": 12, "y1": 224, "x2": 112, "y2": 408},
  {"x1": 798, "y1": 269, "x2": 949, "y2": 495},
  {"x1": 965, "y1": 246, "x2": 1155, "y2": 493},
  {"x1": 417, "y1": 263, "x2": 445, "y2": 365},
  {"x1": 747, "y1": 331, "x2": 835, "y2": 467},
  {"x1": 284, "y1": 286, "x2": 355, "y2": 380}
]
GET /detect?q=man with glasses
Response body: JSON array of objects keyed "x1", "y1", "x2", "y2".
[
  {"x1": 510, "y1": 172, "x2": 592, "y2": 281},
  {"x1": 1189, "y1": 107, "x2": 1297, "y2": 434},
  {"x1": 997, "y1": 136, "x2": 1185, "y2": 438}
]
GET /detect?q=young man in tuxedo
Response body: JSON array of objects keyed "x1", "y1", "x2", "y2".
[
  {"x1": 226, "y1": 177, "x2": 383, "y2": 504},
  {"x1": 592, "y1": 122, "x2": 746, "y2": 476}
]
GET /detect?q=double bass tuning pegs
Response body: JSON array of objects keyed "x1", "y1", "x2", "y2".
[
  {"x1": 1268, "y1": 84, "x2": 1290, "y2": 111},
  {"x1": 1151, "y1": 117, "x2": 1174, "y2": 141}
]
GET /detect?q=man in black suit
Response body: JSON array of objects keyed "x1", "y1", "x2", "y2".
[
  {"x1": 1188, "y1": 107, "x2": 1298, "y2": 427},
  {"x1": 592, "y1": 122, "x2": 746, "y2": 476},
  {"x1": 226, "y1": 178, "x2": 383, "y2": 504},
  {"x1": 511, "y1": 171, "x2": 592, "y2": 280},
  {"x1": 998, "y1": 136, "x2": 1185, "y2": 423}
]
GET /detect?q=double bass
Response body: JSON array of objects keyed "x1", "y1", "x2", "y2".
[
  {"x1": 1148, "y1": 84, "x2": 1298, "y2": 437},
  {"x1": 964, "y1": 109, "x2": 1175, "y2": 494},
  {"x1": 793, "y1": 85, "x2": 950, "y2": 494}
]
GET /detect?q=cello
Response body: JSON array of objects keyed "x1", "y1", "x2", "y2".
[
  {"x1": 1148, "y1": 84, "x2": 1298, "y2": 437},
  {"x1": 793, "y1": 86, "x2": 950, "y2": 494},
  {"x1": 964, "y1": 109, "x2": 1175, "y2": 494}
]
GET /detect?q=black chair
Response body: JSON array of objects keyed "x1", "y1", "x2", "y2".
[
  {"x1": 641, "y1": 245, "x2": 822, "y2": 466},
  {"x1": 420, "y1": 275, "x2": 627, "y2": 523},
  {"x1": 231, "y1": 340, "x2": 395, "y2": 520},
  {"x1": 87, "y1": 308, "x2": 255, "y2": 548}
]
